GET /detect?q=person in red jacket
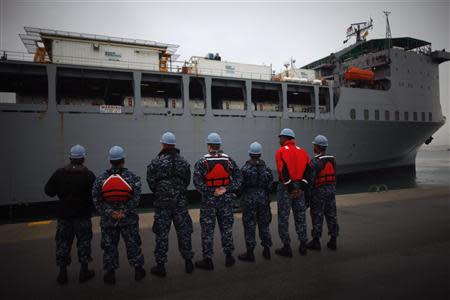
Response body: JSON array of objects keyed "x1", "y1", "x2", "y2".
[{"x1": 275, "y1": 128, "x2": 312, "y2": 257}]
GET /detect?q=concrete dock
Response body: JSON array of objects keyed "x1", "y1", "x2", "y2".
[{"x1": 0, "y1": 186, "x2": 449, "y2": 300}]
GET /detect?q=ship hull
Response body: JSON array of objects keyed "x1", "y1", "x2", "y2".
[{"x1": 0, "y1": 111, "x2": 443, "y2": 205}]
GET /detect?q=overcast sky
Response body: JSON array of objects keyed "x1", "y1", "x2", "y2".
[{"x1": 0, "y1": 0, "x2": 449, "y2": 145}]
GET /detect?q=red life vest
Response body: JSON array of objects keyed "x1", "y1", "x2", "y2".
[
  {"x1": 314, "y1": 155, "x2": 336, "y2": 188},
  {"x1": 101, "y1": 174, "x2": 133, "y2": 202},
  {"x1": 203, "y1": 153, "x2": 231, "y2": 187}
]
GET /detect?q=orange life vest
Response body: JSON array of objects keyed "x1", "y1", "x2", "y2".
[
  {"x1": 101, "y1": 174, "x2": 133, "y2": 202},
  {"x1": 203, "y1": 153, "x2": 231, "y2": 187},
  {"x1": 314, "y1": 155, "x2": 336, "y2": 188},
  {"x1": 275, "y1": 140, "x2": 310, "y2": 184}
]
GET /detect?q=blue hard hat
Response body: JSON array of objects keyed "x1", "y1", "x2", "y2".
[
  {"x1": 248, "y1": 142, "x2": 262, "y2": 155},
  {"x1": 312, "y1": 135, "x2": 329, "y2": 147},
  {"x1": 279, "y1": 128, "x2": 295, "y2": 138},
  {"x1": 206, "y1": 132, "x2": 222, "y2": 145},
  {"x1": 160, "y1": 132, "x2": 176, "y2": 145},
  {"x1": 109, "y1": 146, "x2": 126, "y2": 161},
  {"x1": 70, "y1": 144, "x2": 86, "y2": 159}
]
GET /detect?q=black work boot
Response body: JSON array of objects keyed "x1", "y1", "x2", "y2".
[
  {"x1": 299, "y1": 242, "x2": 307, "y2": 256},
  {"x1": 135, "y1": 266, "x2": 146, "y2": 281},
  {"x1": 103, "y1": 269, "x2": 116, "y2": 285},
  {"x1": 238, "y1": 250, "x2": 255, "y2": 262},
  {"x1": 327, "y1": 237, "x2": 337, "y2": 250},
  {"x1": 195, "y1": 258, "x2": 214, "y2": 271},
  {"x1": 185, "y1": 259, "x2": 194, "y2": 274},
  {"x1": 79, "y1": 263, "x2": 95, "y2": 283},
  {"x1": 262, "y1": 247, "x2": 271, "y2": 260},
  {"x1": 275, "y1": 244, "x2": 293, "y2": 257},
  {"x1": 306, "y1": 238, "x2": 321, "y2": 251},
  {"x1": 150, "y1": 264, "x2": 166, "y2": 277},
  {"x1": 225, "y1": 254, "x2": 236, "y2": 267},
  {"x1": 57, "y1": 266, "x2": 68, "y2": 285}
]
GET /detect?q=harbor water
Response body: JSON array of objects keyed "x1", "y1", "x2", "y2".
[{"x1": 337, "y1": 146, "x2": 450, "y2": 194}]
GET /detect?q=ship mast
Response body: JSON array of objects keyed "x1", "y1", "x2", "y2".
[
  {"x1": 383, "y1": 11, "x2": 392, "y2": 49},
  {"x1": 343, "y1": 18, "x2": 373, "y2": 44}
]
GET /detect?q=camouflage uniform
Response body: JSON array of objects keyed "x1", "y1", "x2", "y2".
[
  {"x1": 55, "y1": 218, "x2": 93, "y2": 266},
  {"x1": 277, "y1": 185, "x2": 308, "y2": 245},
  {"x1": 310, "y1": 156, "x2": 339, "y2": 239},
  {"x1": 147, "y1": 148, "x2": 194, "y2": 265},
  {"x1": 240, "y1": 159, "x2": 273, "y2": 250},
  {"x1": 92, "y1": 167, "x2": 144, "y2": 271},
  {"x1": 45, "y1": 163, "x2": 96, "y2": 267},
  {"x1": 193, "y1": 150, "x2": 242, "y2": 259}
]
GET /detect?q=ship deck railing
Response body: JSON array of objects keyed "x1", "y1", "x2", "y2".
[{"x1": 0, "y1": 50, "x2": 274, "y2": 82}]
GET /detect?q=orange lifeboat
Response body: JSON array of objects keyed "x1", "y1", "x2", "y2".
[{"x1": 344, "y1": 67, "x2": 374, "y2": 81}]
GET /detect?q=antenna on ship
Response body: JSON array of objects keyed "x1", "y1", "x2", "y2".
[
  {"x1": 343, "y1": 18, "x2": 373, "y2": 44},
  {"x1": 383, "y1": 11, "x2": 392, "y2": 49}
]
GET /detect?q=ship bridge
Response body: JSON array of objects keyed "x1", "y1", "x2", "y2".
[{"x1": 302, "y1": 37, "x2": 431, "y2": 70}]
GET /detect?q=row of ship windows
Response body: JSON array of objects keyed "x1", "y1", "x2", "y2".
[
  {"x1": 398, "y1": 81, "x2": 431, "y2": 90},
  {"x1": 396, "y1": 68, "x2": 433, "y2": 77},
  {"x1": 350, "y1": 109, "x2": 432, "y2": 122}
]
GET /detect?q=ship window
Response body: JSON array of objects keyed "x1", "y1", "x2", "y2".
[
  {"x1": 0, "y1": 65, "x2": 48, "y2": 106},
  {"x1": 429, "y1": 112, "x2": 432, "y2": 122},
  {"x1": 57, "y1": 68, "x2": 133, "y2": 107},
  {"x1": 350, "y1": 109, "x2": 356, "y2": 120},
  {"x1": 189, "y1": 77, "x2": 205, "y2": 111},
  {"x1": 421, "y1": 112, "x2": 425, "y2": 121},
  {"x1": 385, "y1": 110, "x2": 390, "y2": 121},
  {"x1": 287, "y1": 85, "x2": 314, "y2": 113},
  {"x1": 404, "y1": 111, "x2": 409, "y2": 121},
  {"x1": 211, "y1": 79, "x2": 245, "y2": 110},
  {"x1": 375, "y1": 110, "x2": 380, "y2": 121},
  {"x1": 364, "y1": 109, "x2": 369, "y2": 120},
  {"x1": 395, "y1": 111, "x2": 400, "y2": 121},
  {"x1": 251, "y1": 82, "x2": 281, "y2": 112},
  {"x1": 141, "y1": 74, "x2": 182, "y2": 110},
  {"x1": 413, "y1": 112, "x2": 418, "y2": 121},
  {"x1": 318, "y1": 87, "x2": 330, "y2": 113}
]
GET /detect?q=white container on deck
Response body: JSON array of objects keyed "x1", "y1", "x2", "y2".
[
  {"x1": 52, "y1": 39, "x2": 160, "y2": 71},
  {"x1": 282, "y1": 68, "x2": 317, "y2": 82},
  {"x1": 191, "y1": 57, "x2": 272, "y2": 80},
  {"x1": 189, "y1": 100, "x2": 205, "y2": 110},
  {"x1": 0, "y1": 92, "x2": 17, "y2": 103},
  {"x1": 141, "y1": 97, "x2": 166, "y2": 108},
  {"x1": 255, "y1": 102, "x2": 279, "y2": 111},
  {"x1": 222, "y1": 100, "x2": 245, "y2": 110}
]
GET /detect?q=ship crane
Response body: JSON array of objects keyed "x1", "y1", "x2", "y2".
[{"x1": 343, "y1": 18, "x2": 373, "y2": 44}]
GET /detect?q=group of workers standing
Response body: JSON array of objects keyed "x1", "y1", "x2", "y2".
[{"x1": 45, "y1": 128, "x2": 339, "y2": 285}]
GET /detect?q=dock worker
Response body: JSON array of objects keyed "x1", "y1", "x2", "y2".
[
  {"x1": 307, "y1": 135, "x2": 339, "y2": 251},
  {"x1": 45, "y1": 144, "x2": 96, "y2": 285},
  {"x1": 193, "y1": 132, "x2": 242, "y2": 270},
  {"x1": 146, "y1": 132, "x2": 194, "y2": 277},
  {"x1": 275, "y1": 128, "x2": 312, "y2": 257},
  {"x1": 92, "y1": 146, "x2": 146, "y2": 285},
  {"x1": 238, "y1": 142, "x2": 274, "y2": 262}
]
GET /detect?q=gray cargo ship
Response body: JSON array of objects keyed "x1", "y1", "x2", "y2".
[{"x1": 0, "y1": 22, "x2": 448, "y2": 205}]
